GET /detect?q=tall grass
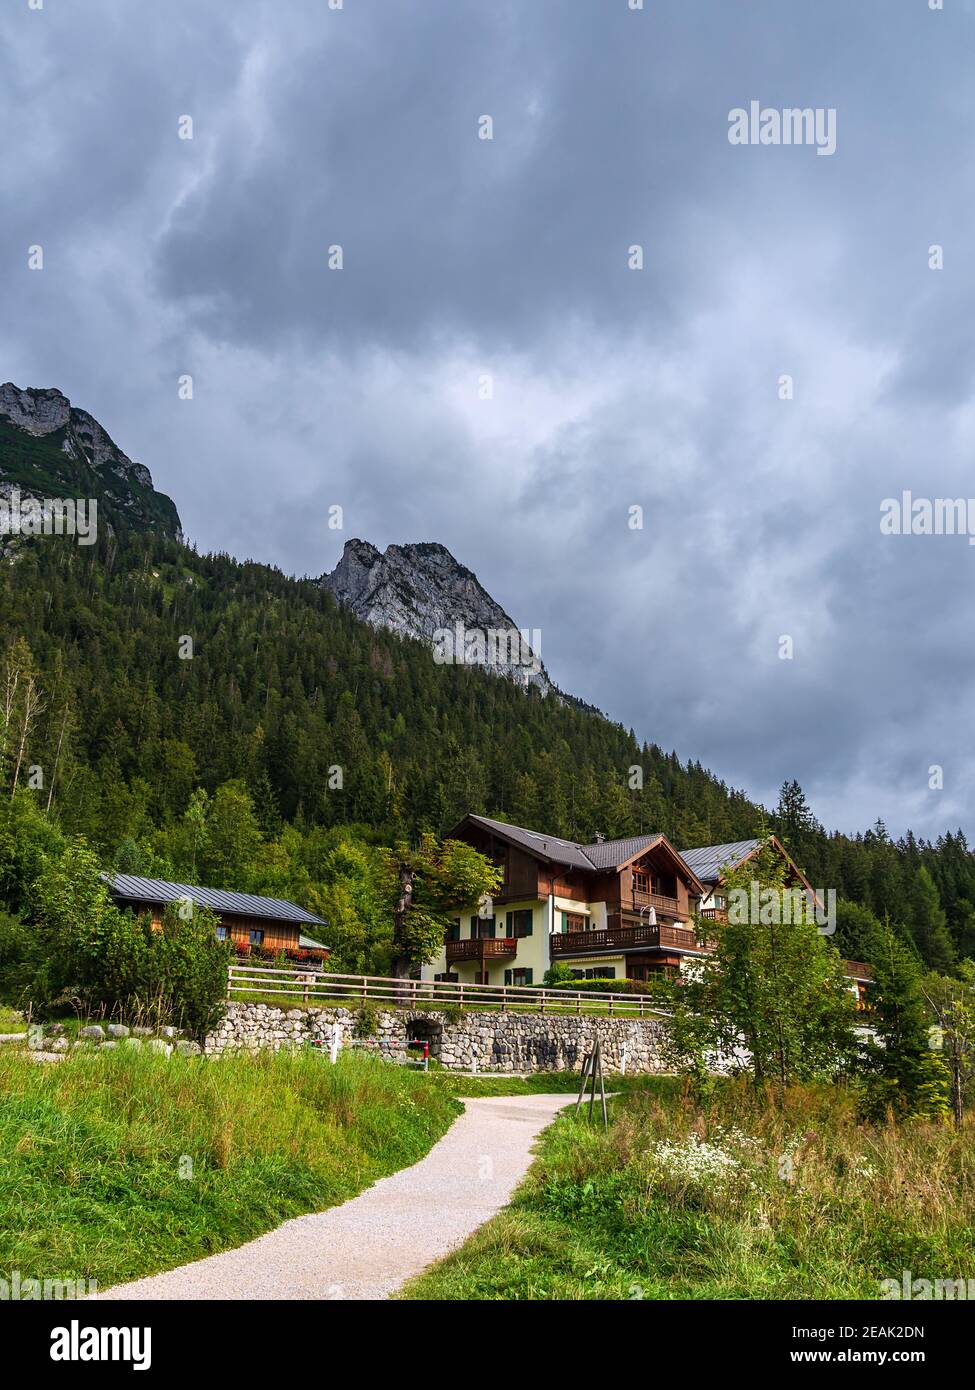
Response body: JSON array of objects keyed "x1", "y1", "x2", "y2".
[
  {"x1": 400, "y1": 1078, "x2": 975, "y2": 1300},
  {"x1": 0, "y1": 1047, "x2": 460, "y2": 1290}
]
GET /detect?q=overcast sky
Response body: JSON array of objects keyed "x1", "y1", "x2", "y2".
[{"x1": 3, "y1": 0, "x2": 974, "y2": 841}]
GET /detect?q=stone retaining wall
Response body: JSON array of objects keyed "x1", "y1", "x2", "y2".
[{"x1": 205, "y1": 1002, "x2": 672, "y2": 1073}]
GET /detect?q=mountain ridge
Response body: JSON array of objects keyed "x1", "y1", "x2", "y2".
[
  {"x1": 321, "y1": 536, "x2": 555, "y2": 695},
  {"x1": 0, "y1": 383, "x2": 182, "y2": 540}
]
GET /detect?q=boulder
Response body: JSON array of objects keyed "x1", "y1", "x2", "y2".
[
  {"x1": 79, "y1": 1025, "x2": 106, "y2": 1040},
  {"x1": 106, "y1": 1023, "x2": 130, "y2": 1039}
]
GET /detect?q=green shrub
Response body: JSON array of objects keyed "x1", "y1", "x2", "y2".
[
  {"x1": 23, "y1": 840, "x2": 229, "y2": 1040},
  {"x1": 355, "y1": 1001, "x2": 380, "y2": 1038}
]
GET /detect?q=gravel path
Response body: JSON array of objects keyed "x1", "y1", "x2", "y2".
[{"x1": 99, "y1": 1092, "x2": 573, "y2": 1301}]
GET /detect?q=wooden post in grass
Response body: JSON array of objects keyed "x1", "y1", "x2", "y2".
[
  {"x1": 330, "y1": 1021, "x2": 342, "y2": 1065},
  {"x1": 575, "y1": 1048, "x2": 592, "y2": 1114},
  {"x1": 576, "y1": 1036, "x2": 608, "y2": 1129},
  {"x1": 594, "y1": 1036, "x2": 608, "y2": 1128}
]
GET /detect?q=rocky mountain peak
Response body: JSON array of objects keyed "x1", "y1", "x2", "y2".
[
  {"x1": 0, "y1": 383, "x2": 182, "y2": 539},
  {"x1": 321, "y1": 538, "x2": 552, "y2": 694}
]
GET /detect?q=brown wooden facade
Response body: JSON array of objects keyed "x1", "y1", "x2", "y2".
[{"x1": 110, "y1": 896, "x2": 326, "y2": 958}]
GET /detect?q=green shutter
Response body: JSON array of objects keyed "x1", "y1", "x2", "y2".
[
  {"x1": 504, "y1": 969, "x2": 512, "y2": 986},
  {"x1": 524, "y1": 969, "x2": 533, "y2": 986}
]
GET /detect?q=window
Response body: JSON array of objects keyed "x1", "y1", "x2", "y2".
[
  {"x1": 471, "y1": 915, "x2": 496, "y2": 939},
  {"x1": 506, "y1": 909, "x2": 533, "y2": 938},
  {"x1": 504, "y1": 968, "x2": 533, "y2": 987},
  {"x1": 249, "y1": 929, "x2": 264, "y2": 946},
  {"x1": 434, "y1": 972, "x2": 459, "y2": 983},
  {"x1": 632, "y1": 870, "x2": 650, "y2": 894},
  {"x1": 474, "y1": 971, "x2": 489, "y2": 985},
  {"x1": 215, "y1": 926, "x2": 228, "y2": 940},
  {"x1": 587, "y1": 966, "x2": 615, "y2": 980},
  {"x1": 446, "y1": 919, "x2": 461, "y2": 942},
  {"x1": 561, "y1": 911, "x2": 586, "y2": 933},
  {"x1": 714, "y1": 895, "x2": 726, "y2": 909}
]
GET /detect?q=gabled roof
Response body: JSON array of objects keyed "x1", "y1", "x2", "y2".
[
  {"x1": 678, "y1": 837, "x2": 815, "y2": 898},
  {"x1": 455, "y1": 814, "x2": 599, "y2": 869},
  {"x1": 581, "y1": 833, "x2": 662, "y2": 870},
  {"x1": 677, "y1": 840, "x2": 764, "y2": 885},
  {"x1": 103, "y1": 873, "x2": 328, "y2": 928},
  {"x1": 450, "y1": 815, "x2": 705, "y2": 890}
]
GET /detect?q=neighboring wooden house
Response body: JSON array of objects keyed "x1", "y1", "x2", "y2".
[
  {"x1": 679, "y1": 837, "x2": 873, "y2": 1004},
  {"x1": 104, "y1": 874, "x2": 329, "y2": 960},
  {"x1": 421, "y1": 813, "x2": 709, "y2": 986}
]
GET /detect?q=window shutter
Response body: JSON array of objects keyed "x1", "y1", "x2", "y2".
[
  {"x1": 504, "y1": 969, "x2": 512, "y2": 986},
  {"x1": 524, "y1": 969, "x2": 533, "y2": 986}
]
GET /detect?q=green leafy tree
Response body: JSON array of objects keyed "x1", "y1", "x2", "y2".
[
  {"x1": 198, "y1": 780, "x2": 263, "y2": 887},
  {"x1": 670, "y1": 841, "x2": 858, "y2": 1090},
  {"x1": 921, "y1": 961, "x2": 975, "y2": 1128},
  {"x1": 388, "y1": 834, "x2": 502, "y2": 977}
]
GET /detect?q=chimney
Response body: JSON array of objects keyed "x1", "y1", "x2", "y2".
[{"x1": 594, "y1": 831, "x2": 605, "y2": 843}]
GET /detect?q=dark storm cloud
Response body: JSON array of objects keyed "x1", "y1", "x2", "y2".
[{"x1": 2, "y1": 0, "x2": 975, "y2": 839}]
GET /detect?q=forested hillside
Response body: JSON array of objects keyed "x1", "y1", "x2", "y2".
[{"x1": 0, "y1": 529, "x2": 972, "y2": 972}]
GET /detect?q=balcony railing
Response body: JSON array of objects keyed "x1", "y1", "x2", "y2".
[
  {"x1": 446, "y1": 937, "x2": 518, "y2": 962},
  {"x1": 551, "y1": 922, "x2": 703, "y2": 957},
  {"x1": 632, "y1": 888, "x2": 680, "y2": 916},
  {"x1": 699, "y1": 906, "x2": 728, "y2": 923}
]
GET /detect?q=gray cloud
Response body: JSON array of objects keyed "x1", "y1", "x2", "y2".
[{"x1": 3, "y1": 0, "x2": 974, "y2": 839}]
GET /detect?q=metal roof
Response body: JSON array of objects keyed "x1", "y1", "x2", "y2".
[
  {"x1": 464, "y1": 815, "x2": 596, "y2": 869},
  {"x1": 579, "y1": 833, "x2": 663, "y2": 870},
  {"x1": 103, "y1": 873, "x2": 328, "y2": 928},
  {"x1": 298, "y1": 933, "x2": 328, "y2": 951},
  {"x1": 677, "y1": 840, "x2": 763, "y2": 884},
  {"x1": 463, "y1": 815, "x2": 663, "y2": 871}
]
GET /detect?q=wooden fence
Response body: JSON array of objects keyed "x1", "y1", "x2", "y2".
[{"x1": 226, "y1": 964, "x2": 670, "y2": 1019}]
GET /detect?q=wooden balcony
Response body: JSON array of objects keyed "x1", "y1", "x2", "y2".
[
  {"x1": 699, "y1": 906, "x2": 728, "y2": 923},
  {"x1": 446, "y1": 937, "x2": 518, "y2": 963},
  {"x1": 844, "y1": 959, "x2": 873, "y2": 982},
  {"x1": 631, "y1": 888, "x2": 680, "y2": 917},
  {"x1": 551, "y1": 922, "x2": 704, "y2": 957}
]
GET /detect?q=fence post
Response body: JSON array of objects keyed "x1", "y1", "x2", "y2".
[
  {"x1": 576, "y1": 991, "x2": 581, "y2": 1016},
  {"x1": 226, "y1": 966, "x2": 233, "y2": 1002},
  {"x1": 330, "y1": 1021, "x2": 342, "y2": 1064},
  {"x1": 540, "y1": 988, "x2": 546, "y2": 1015},
  {"x1": 459, "y1": 983, "x2": 464, "y2": 1012}
]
